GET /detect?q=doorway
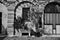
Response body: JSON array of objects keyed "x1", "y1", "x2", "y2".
[
  {"x1": 22, "y1": 7, "x2": 30, "y2": 21},
  {"x1": 0, "y1": 12, "x2": 2, "y2": 34}
]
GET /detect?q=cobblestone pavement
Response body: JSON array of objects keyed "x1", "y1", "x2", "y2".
[{"x1": 3, "y1": 36, "x2": 60, "y2": 40}]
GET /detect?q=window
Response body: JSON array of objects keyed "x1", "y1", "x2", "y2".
[{"x1": 44, "y1": 2, "x2": 60, "y2": 25}]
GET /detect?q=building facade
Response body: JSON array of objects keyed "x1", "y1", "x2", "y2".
[{"x1": 0, "y1": 0, "x2": 60, "y2": 37}]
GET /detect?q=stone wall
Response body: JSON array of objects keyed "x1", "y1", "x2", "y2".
[{"x1": 0, "y1": 0, "x2": 60, "y2": 36}]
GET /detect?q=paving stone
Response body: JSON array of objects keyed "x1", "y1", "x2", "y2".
[{"x1": 3, "y1": 36, "x2": 60, "y2": 40}]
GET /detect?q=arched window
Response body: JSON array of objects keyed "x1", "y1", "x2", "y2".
[{"x1": 44, "y1": 2, "x2": 60, "y2": 25}]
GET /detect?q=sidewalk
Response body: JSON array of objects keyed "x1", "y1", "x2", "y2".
[
  {"x1": 3, "y1": 35, "x2": 60, "y2": 40},
  {"x1": 45, "y1": 35, "x2": 60, "y2": 37}
]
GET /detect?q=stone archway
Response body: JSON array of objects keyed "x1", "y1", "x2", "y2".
[
  {"x1": 14, "y1": 1, "x2": 34, "y2": 35},
  {"x1": 0, "y1": 2, "x2": 8, "y2": 34},
  {"x1": 14, "y1": 1, "x2": 34, "y2": 19}
]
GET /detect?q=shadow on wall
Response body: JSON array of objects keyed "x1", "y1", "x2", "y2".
[{"x1": 1, "y1": 25, "x2": 7, "y2": 35}]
